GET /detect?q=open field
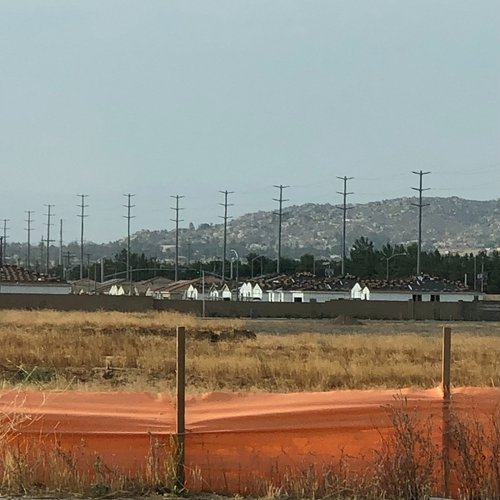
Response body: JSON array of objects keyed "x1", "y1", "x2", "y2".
[
  {"x1": 1, "y1": 310, "x2": 500, "y2": 499},
  {"x1": 1, "y1": 309, "x2": 499, "y2": 391}
]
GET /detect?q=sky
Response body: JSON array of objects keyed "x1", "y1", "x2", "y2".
[{"x1": 0, "y1": 1, "x2": 499, "y2": 244}]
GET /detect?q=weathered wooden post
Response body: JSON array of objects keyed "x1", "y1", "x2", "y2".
[
  {"x1": 442, "y1": 326, "x2": 451, "y2": 400},
  {"x1": 441, "y1": 326, "x2": 451, "y2": 498},
  {"x1": 175, "y1": 326, "x2": 186, "y2": 491}
]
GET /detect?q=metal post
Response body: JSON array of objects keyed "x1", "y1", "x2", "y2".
[
  {"x1": 77, "y1": 195, "x2": 88, "y2": 280},
  {"x1": 411, "y1": 171, "x2": 430, "y2": 275},
  {"x1": 25, "y1": 211, "x2": 34, "y2": 269},
  {"x1": 45, "y1": 205, "x2": 54, "y2": 274},
  {"x1": 171, "y1": 195, "x2": 184, "y2": 282},
  {"x1": 175, "y1": 326, "x2": 186, "y2": 491},
  {"x1": 219, "y1": 190, "x2": 233, "y2": 281},
  {"x1": 336, "y1": 177, "x2": 353, "y2": 276},
  {"x1": 273, "y1": 185, "x2": 289, "y2": 274},
  {"x1": 123, "y1": 194, "x2": 135, "y2": 282}
]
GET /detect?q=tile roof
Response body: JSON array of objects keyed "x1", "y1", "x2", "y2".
[
  {"x1": 0, "y1": 265, "x2": 59, "y2": 283},
  {"x1": 245, "y1": 272, "x2": 470, "y2": 293}
]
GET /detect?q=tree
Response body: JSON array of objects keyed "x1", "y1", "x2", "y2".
[{"x1": 349, "y1": 237, "x2": 379, "y2": 277}]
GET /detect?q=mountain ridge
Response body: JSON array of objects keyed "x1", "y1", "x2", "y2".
[{"x1": 5, "y1": 196, "x2": 500, "y2": 262}]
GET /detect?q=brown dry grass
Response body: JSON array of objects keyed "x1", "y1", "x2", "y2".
[{"x1": 0, "y1": 310, "x2": 499, "y2": 391}]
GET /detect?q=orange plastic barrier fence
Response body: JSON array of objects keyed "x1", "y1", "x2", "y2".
[{"x1": 1, "y1": 388, "x2": 499, "y2": 495}]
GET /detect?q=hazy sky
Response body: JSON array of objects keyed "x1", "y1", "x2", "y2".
[{"x1": 1, "y1": 1, "x2": 499, "y2": 243}]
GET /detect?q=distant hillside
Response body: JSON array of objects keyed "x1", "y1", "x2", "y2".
[
  {"x1": 135, "y1": 196, "x2": 500, "y2": 260},
  {"x1": 6, "y1": 197, "x2": 500, "y2": 263}
]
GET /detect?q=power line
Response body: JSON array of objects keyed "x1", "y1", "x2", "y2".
[
  {"x1": 24, "y1": 211, "x2": 34, "y2": 269},
  {"x1": 336, "y1": 176, "x2": 354, "y2": 276},
  {"x1": 44, "y1": 204, "x2": 55, "y2": 274},
  {"x1": 77, "y1": 194, "x2": 89, "y2": 280},
  {"x1": 411, "y1": 170, "x2": 431, "y2": 275},
  {"x1": 123, "y1": 194, "x2": 136, "y2": 282},
  {"x1": 219, "y1": 190, "x2": 234, "y2": 280},
  {"x1": 170, "y1": 195, "x2": 185, "y2": 282},
  {"x1": 273, "y1": 185, "x2": 289, "y2": 274}
]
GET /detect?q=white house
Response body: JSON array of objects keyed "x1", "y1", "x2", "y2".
[
  {"x1": 351, "y1": 283, "x2": 370, "y2": 300},
  {"x1": 186, "y1": 284, "x2": 199, "y2": 300},
  {"x1": 239, "y1": 282, "x2": 253, "y2": 301},
  {"x1": 356, "y1": 276, "x2": 481, "y2": 302},
  {"x1": 108, "y1": 283, "x2": 138, "y2": 296},
  {"x1": 252, "y1": 283, "x2": 263, "y2": 301}
]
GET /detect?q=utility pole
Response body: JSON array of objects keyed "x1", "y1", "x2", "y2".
[
  {"x1": 86, "y1": 253, "x2": 91, "y2": 279},
  {"x1": 123, "y1": 194, "x2": 135, "y2": 282},
  {"x1": 411, "y1": 170, "x2": 430, "y2": 276},
  {"x1": 2, "y1": 219, "x2": 10, "y2": 263},
  {"x1": 40, "y1": 236, "x2": 45, "y2": 273},
  {"x1": 77, "y1": 194, "x2": 89, "y2": 280},
  {"x1": 0, "y1": 236, "x2": 3, "y2": 266},
  {"x1": 273, "y1": 185, "x2": 289, "y2": 274},
  {"x1": 59, "y1": 219, "x2": 63, "y2": 267},
  {"x1": 219, "y1": 190, "x2": 234, "y2": 280},
  {"x1": 170, "y1": 195, "x2": 185, "y2": 281},
  {"x1": 336, "y1": 176, "x2": 354, "y2": 276},
  {"x1": 25, "y1": 211, "x2": 34, "y2": 269},
  {"x1": 44, "y1": 204, "x2": 54, "y2": 274},
  {"x1": 186, "y1": 240, "x2": 192, "y2": 266},
  {"x1": 64, "y1": 250, "x2": 72, "y2": 281}
]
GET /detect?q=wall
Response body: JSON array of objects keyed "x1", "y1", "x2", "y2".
[
  {"x1": 0, "y1": 283, "x2": 71, "y2": 294},
  {"x1": 0, "y1": 293, "x2": 492, "y2": 321},
  {"x1": 154, "y1": 297, "x2": 466, "y2": 321}
]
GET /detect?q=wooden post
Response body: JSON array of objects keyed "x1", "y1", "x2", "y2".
[
  {"x1": 442, "y1": 326, "x2": 451, "y2": 400},
  {"x1": 175, "y1": 326, "x2": 186, "y2": 491},
  {"x1": 442, "y1": 326, "x2": 451, "y2": 498}
]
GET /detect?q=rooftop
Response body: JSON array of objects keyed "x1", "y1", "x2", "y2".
[{"x1": 0, "y1": 265, "x2": 60, "y2": 283}]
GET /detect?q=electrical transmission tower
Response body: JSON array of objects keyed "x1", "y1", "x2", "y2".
[
  {"x1": 123, "y1": 194, "x2": 136, "y2": 282},
  {"x1": 273, "y1": 185, "x2": 289, "y2": 274},
  {"x1": 336, "y1": 176, "x2": 354, "y2": 276},
  {"x1": 219, "y1": 190, "x2": 234, "y2": 280},
  {"x1": 44, "y1": 205, "x2": 55, "y2": 274},
  {"x1": 170, "y1": 195, "x2": 184, "y2": 281},
  {"x1": 411, "y1": 170, "x2": 430, "y2": 276},
  {"x1": 2, "y1": 219, "x2": 10, "y2": 263},
  {"x1": 77, "y1": 195, "x2": 89, "y2": 280},
  {"x1": 25, "y1": 211, "x2": 34, "y2": 269}
]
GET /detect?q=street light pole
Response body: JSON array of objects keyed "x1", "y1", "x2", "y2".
[
  {"x1": 230, "y1": 249, "x2": 239, "y2": 282},
  {"x1": 250, "y1": 255, "x2": 264, "y2": 278},
  {"x1": 386, "y1": 252, "x2": 407, "y2": 281}
]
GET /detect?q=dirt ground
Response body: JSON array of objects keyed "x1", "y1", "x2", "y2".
[{"x1": 238, "y1": 317, "x2": 500, "y2": 336}]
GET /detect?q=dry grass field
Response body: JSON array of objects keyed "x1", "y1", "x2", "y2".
[{"x1": 0, "y1": 309, "x2": 499, "y2": 392}]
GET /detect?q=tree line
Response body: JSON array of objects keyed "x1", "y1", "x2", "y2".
[{"x1": 59, "y1": 238, "x2": 500, "y2": 293}]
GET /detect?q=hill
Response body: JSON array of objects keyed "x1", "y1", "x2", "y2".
[
  {"x1": 6, "y1": 196, "x2": 500, "y2": 262},
  {"x1": 142, "y1": 196, "x2": 500, "y2": 260}
]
